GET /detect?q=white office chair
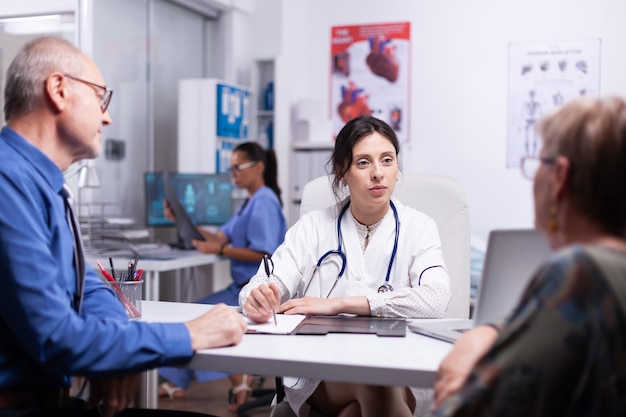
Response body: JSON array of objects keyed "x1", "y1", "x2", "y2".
[{"x1": 299, "y1": 172, "x2": 471, "y2": 318}]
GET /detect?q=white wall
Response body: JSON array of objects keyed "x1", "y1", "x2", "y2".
[
  {"x1": 5, "y1": 0, "x2": 626, "y2": 243},
  {"x1": 0, "y1": 0, "x2": 76, "y2": 15},
  {"x1": 250, "y1": 0, "x2": 626, "y2": 242}
]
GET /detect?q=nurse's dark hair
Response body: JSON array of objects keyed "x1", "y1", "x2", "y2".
[
  {"x1": 234, "y1": 142, "x2": 282, "y2": 207},
  {"x1": 328, "y1": 115, "x2": 400, "y2": 200}
]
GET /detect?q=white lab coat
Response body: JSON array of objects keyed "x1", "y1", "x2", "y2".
[{"x1": 239, "y1": 197, "x2": 451, "y2": 416}]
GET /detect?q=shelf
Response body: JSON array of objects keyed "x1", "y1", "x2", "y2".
[{"x1": 251, "y1": 59, "x2": 275, "y2": 148}]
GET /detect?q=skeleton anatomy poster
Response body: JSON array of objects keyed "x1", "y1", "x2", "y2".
[
  {"x1": 330, "y1": 22, "x2": 411, "y2": 142},
  {"x1": 507, "y1": 38, "x2": 601, "y2": 167}
]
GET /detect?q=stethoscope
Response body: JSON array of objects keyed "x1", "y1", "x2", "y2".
[{"x1": 302, "y1": 200, "x2": 400, "y2": 298}]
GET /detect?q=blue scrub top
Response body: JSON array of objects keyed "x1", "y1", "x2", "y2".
[{"x1": 221, "y1": 186, "x2": 287, "y2": 288}]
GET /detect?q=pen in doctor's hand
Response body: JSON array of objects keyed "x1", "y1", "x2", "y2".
[{"x1": 262, "y1": 255, "x2": 277, "y2": 326}]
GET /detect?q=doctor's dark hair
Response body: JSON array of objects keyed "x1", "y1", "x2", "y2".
[
  {"x1": 234, "y1": 142, "x2": 283, "y2": 207},
  {"x1": 329, "y1": 115, "x2": 400, "y2": 199}
]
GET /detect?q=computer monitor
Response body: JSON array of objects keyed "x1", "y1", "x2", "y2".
[
  {"x1": 144, "y1": 171, "x2": 233, "y2": 229},
  {"x1": 163, "y1": 172, "x2": 205, "y2": 249}
]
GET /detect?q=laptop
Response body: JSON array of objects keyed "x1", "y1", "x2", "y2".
[{"x1": 408, "y1": 229, "x2": 552, "y2": 343}]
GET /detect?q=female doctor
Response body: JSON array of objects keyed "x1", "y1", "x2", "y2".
[{"x1": 239, "y1": 115, "x2": 451, "y2": 417}]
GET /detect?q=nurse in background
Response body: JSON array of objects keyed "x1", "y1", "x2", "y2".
[
  {"x1": 240, "y1": 116, "x2": 451, "y2": 417},
  {"x1": 160, "y1": 141, "x2": 287, "y2": 410}
]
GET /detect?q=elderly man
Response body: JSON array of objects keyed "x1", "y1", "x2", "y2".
[{"x1": 0, "y1": 36, "x2": 246, "y2": 417}]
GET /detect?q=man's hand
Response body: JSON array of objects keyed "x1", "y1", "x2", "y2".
[
  {"x1": 185, "y1": 303, "x2": 247, "y2": 351},
  {"x1": 86, "y1": 374, "x2": 140, "y2": 417},
  {"x1": 433, "y1": 324, "x2": 499, "y2": 407}
]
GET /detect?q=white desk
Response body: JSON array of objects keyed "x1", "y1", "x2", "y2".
[
  {"x1": 86, "y1": 249, "x2": 219, "y2": 301},
  {"x1": 140, "y1": 301, "x2": 453, "y2": 408}
]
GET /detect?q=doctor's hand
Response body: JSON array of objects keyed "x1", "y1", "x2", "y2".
[
  {"x1": 278, "y1": 295, "x2": 371, "y2": 316},
  {"x1": 278, "y1": 296, "x2": 340, "y2": 316},
  {"x1": 86, "y1": 373, "x2": 140, "y2": 417},
  {"x1": 244, "y1": 283, "x2": 281, "y2": 323},
  {"x1": 433, "y1": 324, "x2": 499, "y2": 408},
  {"x1": 185, "y1": 303, "x2": 247, "y2": 351}
]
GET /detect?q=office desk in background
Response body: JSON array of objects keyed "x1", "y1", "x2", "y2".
[
  {"x1": 140, "y1": 301, "x2": 454, "y2": 408},
  {"x1": 86, "y1": 248, "x2": 220, "y2": 301}
]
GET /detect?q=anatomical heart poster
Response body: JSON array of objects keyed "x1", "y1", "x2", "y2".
[{"x1": 330, "y1": 22, "x2": 411, "y2": 142}]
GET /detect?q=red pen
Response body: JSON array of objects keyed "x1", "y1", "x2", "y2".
[
  {"x1": 133, "y1": 269, "x2": 144, "y2": 281},
  {"x1": 96, "y1": 260, "x2": 115, "y2": 281}
]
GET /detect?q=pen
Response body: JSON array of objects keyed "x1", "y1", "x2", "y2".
[
  {"x1": 134, "y1": 269, "x2": 144, "y2": 281},
  {"x1": 96, "y1": 260, "x2": 115, "y2": 281},
  {"x1": 262, "y1": 255, "x2": 277, "y2": 326},
  {"x1": 132, "y1": 253, "x2": 140, "y2": 276},
  {"x1": 109, "y1": 257, "x2": 116, "y2": 281},
  {"x1": 127, "y1": 260, "x2": 133, "y2": 282}
]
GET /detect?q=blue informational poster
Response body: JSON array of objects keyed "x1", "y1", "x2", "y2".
[
  {"x1": 216, "y1": 83, "x2": 250, "y2": 139},
  {"x1": 217, "y1": 140, "x2": 233, "y2": 174}
]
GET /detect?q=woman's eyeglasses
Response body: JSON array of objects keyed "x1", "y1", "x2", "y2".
[
  {"x1": 520, "y1": 155, "x2": 556, "y2": 179},
  {"x1": 229, "y1": 161, "x2": 257, "y2": 174}
]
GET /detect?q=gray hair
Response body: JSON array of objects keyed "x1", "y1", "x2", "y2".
[
  {"x1": 537, "y1": 95, "x2": 626, "y2": 236},
  {"x1": 4, "y1": 36, "x2": 84, "y2": 121}
]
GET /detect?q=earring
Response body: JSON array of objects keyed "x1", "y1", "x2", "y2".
[{"x1": 547, "y1": 204, "x2": 559, "y2": 233}]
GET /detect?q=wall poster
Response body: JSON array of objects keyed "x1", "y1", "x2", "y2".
[
  {"x1": 507, "y1": 38, "x2": 601, "y2": 167},
  {"x1": 330, "y1": 22, "x2": 411, "y2": 142},
  {"x1": 216, "y1": 82, "x2": 250, "y2": 140}
]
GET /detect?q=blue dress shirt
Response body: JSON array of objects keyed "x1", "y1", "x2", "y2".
[{"x1": 0, "y1": 127, "x2": 192, "y2": 390}]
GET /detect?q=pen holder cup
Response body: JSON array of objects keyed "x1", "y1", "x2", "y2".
[{"x1": 106, "y1": 279, "x2": 143, "y2": 320}]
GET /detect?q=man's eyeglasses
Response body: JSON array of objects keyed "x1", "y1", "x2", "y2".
[
  {"x1": 64, "y1": 74, "x2": 113, "y2": 113},
  {"x1": 229, "y1": 161, "x2": 257, "y2": 174},
  {"x1": 520, "y1": 155, "x2": 556, "y2": 179}
]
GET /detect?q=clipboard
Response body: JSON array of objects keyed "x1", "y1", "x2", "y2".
[{"x1": 296, "y1": 315, "x2": 406, "y2": 337}]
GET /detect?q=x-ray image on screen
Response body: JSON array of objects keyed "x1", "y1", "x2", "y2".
[{"x1": 144, "y1": 172, "x2": 233, "y2": 228}]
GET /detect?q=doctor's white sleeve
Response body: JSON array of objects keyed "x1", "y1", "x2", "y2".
[{"x1": 367, "y1": 217, "x2": 451, "y2": 318}]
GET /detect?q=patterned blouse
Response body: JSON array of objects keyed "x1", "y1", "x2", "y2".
[{"x1": 434, "y1": 244, "x2": 626, "y2": 417}]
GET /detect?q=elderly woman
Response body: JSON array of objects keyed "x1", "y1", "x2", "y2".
[{"x1": 433, "y1": 96, "x2": 626, "y2": 416}]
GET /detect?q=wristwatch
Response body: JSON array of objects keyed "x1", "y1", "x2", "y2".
[{"x1": 219, "y1": 242, "x2": 228, "y2": 256}]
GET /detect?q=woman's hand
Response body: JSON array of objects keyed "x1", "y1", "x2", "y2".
[
  {"x1": 433, "y1": 324, "x2": 499, "y2": 407},
  {"x1": 162, "y1": 200, "x2": 175, "y2": 222},
  {"x1": 244, "y1": 283, "x2": 281, "y2": 323},
  {"x1": 192, "y1": 239, "x2": 221, "y2": 254},
  {"x1": 278, "y1": 296, "x2": 341, "y2": 316}
]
